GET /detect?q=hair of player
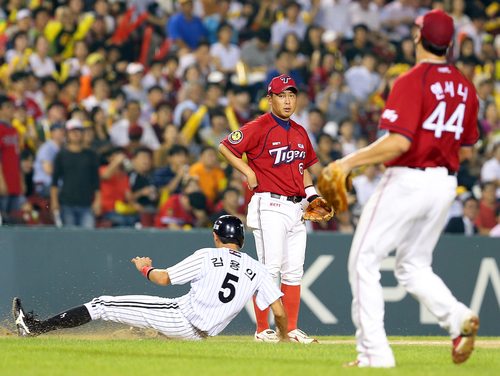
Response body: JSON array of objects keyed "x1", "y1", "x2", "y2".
[
  {"x1": 218, "y1": 235, "x2": 241, "y2": 247},
  {"x1": 421, "y1": 35, "x2": 448, "y2": 57}
]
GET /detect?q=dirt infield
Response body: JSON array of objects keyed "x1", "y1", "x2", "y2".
[{"x1": 2, "y1": 321, "x2": 499, "y2": 348}]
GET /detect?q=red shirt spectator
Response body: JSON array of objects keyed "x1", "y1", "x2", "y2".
[
  {"x1": 0, "y1": 119, "x2": 21, "y2": 195},
  {"x1": 475, "y1": 182, "x2": 499, "y2": 234},
  {"x1": 155, "y1": 193, "x2": 196, "y2": 228},
  {"x1": 99, "y1": 160, "x2": 131, "y2": 214}
]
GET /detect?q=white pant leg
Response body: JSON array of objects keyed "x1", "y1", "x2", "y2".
[
  {"x1": 349, "y1": 168, "x2": 430, "y2": 367},
  {"x1": 248, "y1": 194, "x2": 293, "y2": 280},
  {"x1": 394, "y1": 170, "x2": 472, "y2": 339},
  {"x1": 281, "y1": 203, "x2": 306, "y2": 285},
  {"x1": 85, "y1": 295, "x2": 202, "y2": 340}
]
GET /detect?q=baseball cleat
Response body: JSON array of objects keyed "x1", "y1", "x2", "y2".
[
  {"x1": 254, "y1": 329, "x2": 280, "y2": 343},
  {"x1": 452, "y1": 313, "x2": 480, "y2": 364},
  {"x1": 288, "y1": 328, "x2": 319, "y2": 343},
  {"x1": 12, "y1": 297, "x2": 39, "y2": 337}
]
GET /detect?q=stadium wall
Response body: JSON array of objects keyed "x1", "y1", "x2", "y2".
[{"x1": 0, "y1": 228, "x2": 499, "y2": 336}]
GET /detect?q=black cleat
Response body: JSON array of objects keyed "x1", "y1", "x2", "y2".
[{"x1": 12, "y1": 298, "x2": 40, "y2": 337}]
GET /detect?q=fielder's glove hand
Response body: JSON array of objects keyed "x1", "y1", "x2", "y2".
[
  {"x1": 317, "y1": 161, "x2": 353, "y2": 212},
  {"x1": 302, "y1": 196, "x2": 334, "y2": 222}
]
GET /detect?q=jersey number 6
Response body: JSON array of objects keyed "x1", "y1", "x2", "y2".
[{"x1": 219, "y1": 273, "x2": 239, "y2": 303}]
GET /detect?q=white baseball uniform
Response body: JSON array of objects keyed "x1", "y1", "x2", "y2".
[
  {"x1": 348, "y1": 62, "x2": 479, "y2": 367},
  {"x1": 85, "y1": 247, "x2": 283, "y2": 339}
]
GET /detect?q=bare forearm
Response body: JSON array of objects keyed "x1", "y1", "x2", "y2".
[
  {"x1": 303, "y1": 169, "x2": 313, "y2": 187},
  {"x1": 341, "y1": 133, "x2": 411, "y2": 170},
  {"x1": 148, "y1": 269, "x2": 171, "y2": 286},
  {"x1": 270, "y1": 300, "x2": 289, "y2": 340},
  {"x1": 50, "y1": 186, "x2": 59, "y2": 204}
]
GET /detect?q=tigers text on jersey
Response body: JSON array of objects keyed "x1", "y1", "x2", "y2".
[
  {"x1": 167, "y1": 247, "x2": 283, "y2": 337},
  {"x1": 221, "y1": 112, "x2": 318, "y2": 197},
  {"x1": 379, "y1": 63, "x2": 479, "y2": 171}
]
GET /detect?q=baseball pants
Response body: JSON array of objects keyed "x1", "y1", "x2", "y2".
[
  {"x1": 247, "y1": 192, "x2": 306, "y2": 285},
  {"x1": 348, "y1": 167, "x2": 473, "y2": 367},
  {"x1": 85, "y1": 295, "x2": 204, "y2": 340}
]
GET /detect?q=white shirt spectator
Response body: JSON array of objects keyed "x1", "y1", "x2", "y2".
[
  {"x1": 352, "y1": 173, "x2": 381, "y2": 208},
  {"x1": 480, "y1": 156, "x2": 500, "y2": 198},
  {"x1": 29, "y1": 53, "x2": 56, "y2": 78},
  {"x1": 456, "y1": 23, "x2": 485, "y2": 58},
  {"x1": 271, "y1": 18, "x2": 307, "y2": 47},
  {"x1": 109, "y1": 119, "x2": 160, "y2": 150},
  {"x1": 314, "y1": 0, "x2": 353, "y2": 38},
  {"x1": 379, "y1": 0, "x2": 417, "y2": 42},
  {"x1": 489, "y1": 224, "x2": 500, "y2": 237},
  {"x1": 65, "y1": 58, "x2": 90, "y2": 77},
  {"x1": 210, "y1": 43, "x2": 241, "y2": 71},
  {"x1": 81, "y1": 95, "x2": 110, "y2": 114},
  {"x1": 141, "y1": 72, "x2": 168, "y2": 91},
  {"x1": 349, "y1": 1, "x2": 380, "y2": 31},
  {"x1": 344, "y1": 65, "x2": 381, "y2": 102}
]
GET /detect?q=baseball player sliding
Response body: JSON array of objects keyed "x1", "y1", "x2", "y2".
[
  {"x1": 219, "y1": 75, "x2": 332, "y2": 343},
  {"x1": 12, "y1": 215, "x2": 291, "y2": 342},
  {"x1": 320, "y1": 10, "x2": 480, "y2": 367}
]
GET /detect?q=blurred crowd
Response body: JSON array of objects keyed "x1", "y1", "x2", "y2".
[{"x1": 0, "y1": 0, "x2": 499, "y2": 236}]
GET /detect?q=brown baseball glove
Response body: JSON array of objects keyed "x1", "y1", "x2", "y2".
[
  {"x1": 302, "y1": 197, "x2": 334, "y2": 222},
  {"x1": 317, "y1": 161, "x2": 353, "y2": 212}
]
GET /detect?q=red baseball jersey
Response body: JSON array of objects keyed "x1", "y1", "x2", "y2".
[
  {"x1": 380, "y1": 63, "x2": 479, "y2": 171},
  {"x1": 221, "y1": 112, "x2": 317, "y2": 197},
  {"x1": 0, "y1": 120, "x2": 21, "y2": 195}
]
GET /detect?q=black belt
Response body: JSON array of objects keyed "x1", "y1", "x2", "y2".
[
  {"x1": 270, "y1": 193, "x2": 304, "y2": 204},
  {"x1": 408, "y1": 167, "x2": 456, "y2": 176}
]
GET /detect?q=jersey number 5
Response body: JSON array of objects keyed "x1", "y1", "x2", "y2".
[
  {"x1": 422, "y1": 102, "x2": 465, "y2": 140},
  {"x1": 219, "y1": 273, "x2": 239, "y2": 303}
]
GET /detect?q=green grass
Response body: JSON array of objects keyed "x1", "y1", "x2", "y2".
[{"x1": 0, "y1": 336, "x2": 498, "y2": 376}]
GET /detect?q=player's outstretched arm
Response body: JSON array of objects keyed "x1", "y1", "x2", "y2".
[
  {"x1": 270, "y1": 299, "x2": 291, "y2": 342},
  {"x1": 131, "y1": 257, "x2": 171, "y2": 286},
  {"x1": 218, "y1": 143, "x2": 258, "y2": 190}
]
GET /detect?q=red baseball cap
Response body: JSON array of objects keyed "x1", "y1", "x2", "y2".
[
  {"x1": 268, "y1": 75, "x2": 298, "y2": 95},
  {"x1": 415, "y1": 9, "x2": 454, "y2": 47}
]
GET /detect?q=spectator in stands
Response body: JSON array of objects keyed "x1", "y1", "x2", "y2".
[
  {"x1": 241, "y1": 28, "x2": 276, "y2": 74},
  {"x1": 227, "y1": 86, "x2": 251, "y2": 127},
  {"x1": 344, "y1": 52, "x2": 381, "y2": 102},
  {"x1": 9, "y1": 72, "x2": 43, "y2": 121},
  {"x1": 29, "y1": 35, "x2": 56, "y2": 78},
  {"x1": 481, "y1": 143, "x2": 500, "y2": 198},
  {"x1": 210, "y1": 23, "x2": 241, "y2": 75},
  {"x1": 189, "y1": 146, "x2": 226, "y2": 205},
  {"x1": 151, "y1": 102, "x2": 173, "y2": 145},
  {"x1": 480, "y1": 102, "x2": 500, "y2": 141},
  {"x1": 78, "y1": 53, "x2": 106, "y2": 101},
  {"x1": 444, "y1": 197, "x2": 479, "y2": 236},
  {"x1": 153, "y1": 144, "x2": 190, "y2": 196},
  {"x1": 20, "y1": 149, "x2": 34, "y2": 198},
  {"x1": 204, "y1": 0, "x2": 239, "y2": 45},
  {"x1": 110, "y1": 101, "x2": 160, "y2": 151},
  {"x1": 33, "y1": 123, "x2": 66, "y2": 198},
  {"x1": 51, "y1": 119, "x2": 101, "y2": 228},
  {"x1": 394, "y1": 37, "x2": 416, "y2": 66},
  {"x1": 379, "y1": 0, "x2": 417, "y2": 42},
  {"x1": 352, "y1": 164, "x2": 381, "y2": 210},
  {"x1": 308, "y1": 52, "x2": 336, "y2": 101},
  {"x1": 141, "y1": 86, "x2": 164, "y2": 125},
  {"x1": 0, "y1": 96, "x2": 24, "y2": 220},
  {"x1": 489, "y1": 208, "x2": 500, "y2": 237},
  {"x1": 475, "y1": 76, "x2": 495, "y2": 121},
  {"x1": 177, "y1": 40, "x2": 214, "y2": 82},
  {"x1": 166, "y1": 0, "x2": 207, "y2": 51},
  {"x1": 59, "y1": 77, "x2": 81, "y2": 113},
  {"x1": 475, "y1": 182, "x2": 499, "y2": 235},
  {"x1": 81, "y1": 77, "x2": 110, "y2": 113},
  {"x1": 316, "y1": 71, "x2": 358, "y2": 126},
  {"x1": 339, "y1": 119, "x2": 358, "y2": 156},
  {"x1": 99, "y1": 147, "x2": 139, "y2": 227},
  {"x1": 350, "y1": 0, "x2": 381, "y2": 33},
  {"x1": 265, "y1": 49, "x2": 304, "y2": 89},
  {"x1": 290, "y1": 89, "x2": 309, "y2": 129},
  {"x1": 129, "y1": 147, "x2": 157, "y2": 213},
  {"x1": 88, "y1": 107, "x2": 111, "y2": 155},
  {"x1": 173, "y1": 81, "x2": 205, "y2": 127},
  {"x1": 271, "y1": 1, "x2": 307, "y2": 49},
  {"x1": 29, "y1": 7, "x2": 50, "y2": 45},
  {"x1": 5, "y1": 31, "x2": 29, "y2": 64},
  {"x1": 123, "y1": 63, "x2": 147, "y2": 104},
  {"x1": 65, "y1": 40, "x2": 89, "y2": 78},
  {"x1": 200, "y1": 109, "x2": 231, "y2": 147},
  {"x1": 155, "y1": 179, "x2": 208, "y2": 229},
  {"x1": 125, "y1": 125, "x2": 143, "y2": 158},
  {"x1": 142, "y1": 60, "x2": 168, "y2": 92},
  {"x1": 450, "y1": 0, "x2": 471, "y2": 31},
  {"x1": 210, "y1": 187, "x2": 246, "y2": 226},
  {"x1": 456, "y1": 10, "x2": 486, "y2": 58},
  {"x1": 344, "y1": 24, "x2": 373, "y2": 66}
]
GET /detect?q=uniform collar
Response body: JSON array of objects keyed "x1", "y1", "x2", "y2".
[{"x1": 271, "y1": 112, "x2": 291, "y2": 131}]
